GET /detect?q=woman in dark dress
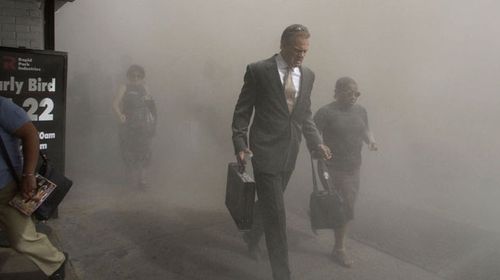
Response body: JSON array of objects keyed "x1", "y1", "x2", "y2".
[
  {"x1": 313, "y1": 77, "x2": 377, "y2": 267},
  {"x1": 113, "y1": 65, "x2": 157, "y2": 186}
]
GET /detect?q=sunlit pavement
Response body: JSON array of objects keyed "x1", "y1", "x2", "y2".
[{"x1": 3, "y1": 174, "x2": 498, "y2": 280}]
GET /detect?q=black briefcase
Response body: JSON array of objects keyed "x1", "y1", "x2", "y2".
[
  {"x1": 34, "y1": 153, "x2": 73, "y2": 220},
  {"x1": 0, "y1": 136, "x2": 73, "y2": 221},
  {"x1": 309, "y1": 158, "x2": 346, "y2": 231},
  {"x1": 225, "y1": 162, "x2": 256, "y2": 231}
]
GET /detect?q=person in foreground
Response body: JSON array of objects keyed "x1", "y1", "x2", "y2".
[
  {"x1": 313, "y1": 77, "x2": 377, "y2": 267},
  {"x1": 0, "y1": 96, "x2": 67, "y2": 279},
  {"x1": 231, "y1": 24, "x2": 331, "y2": 280}
]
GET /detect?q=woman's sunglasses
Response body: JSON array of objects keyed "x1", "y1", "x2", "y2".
[{"x1": 340, "y1": 90, "x2": 361, "y2": 98}]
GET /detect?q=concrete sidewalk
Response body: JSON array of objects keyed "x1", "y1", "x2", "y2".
[
  {"x1": 0, "y1": 222, "x2": 439, "y2": 280},
  {"x1": 3, "y1": 177, "x2": 498, "y2": 280},
  {"x1": 0, "y1": 222, "x2": 79, "y2": 280},
  {"x1": 26, "y1": 179, "x2": 448, "y2": 280}
]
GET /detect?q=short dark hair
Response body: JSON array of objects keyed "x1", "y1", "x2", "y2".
[
  {"x1": 334, "y1": 77, "x2": 357, "y2": 97},
  {"x1": 126, "y1": 64, "x2": 145, "y2": 79},
  {"x1": 280, "y1": 24, "x2": 310, "y2": 48},
  {"x1": 333, "y1": 77, "x2": 360, "y2": 98}
]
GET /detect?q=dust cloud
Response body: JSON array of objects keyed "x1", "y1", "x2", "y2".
[{"x1": 55, "y1": 0, "x2": 500, "y2": 274}]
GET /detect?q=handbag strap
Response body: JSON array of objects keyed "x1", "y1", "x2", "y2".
[
  {"x1": 0, "y1": 133, "x2": 21, "y2": 185},
  {"x1": 310, "y1": 156, "x2": 319, "y2": 192}
]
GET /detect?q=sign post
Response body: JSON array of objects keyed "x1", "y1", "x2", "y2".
[{"x1": 0, "y1": 47, "x2": 68, "y2": 172}]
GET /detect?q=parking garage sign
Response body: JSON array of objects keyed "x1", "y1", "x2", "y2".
[{"x1": 0, "y1": 47, "x2": 68, "y2": 172}]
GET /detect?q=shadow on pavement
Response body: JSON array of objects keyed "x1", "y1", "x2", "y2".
[{"x1": 61, "y1": 206, "x2": 272, "y2": 280}]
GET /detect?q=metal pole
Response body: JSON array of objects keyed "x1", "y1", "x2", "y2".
[
  {"x1": 43, "y1": 0, "x2": 55, "y2": 50},
  {"x1": 43, "y1": 0, "x2": 58, "y2": 218}
]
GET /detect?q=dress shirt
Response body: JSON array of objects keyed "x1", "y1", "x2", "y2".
[{"x1": 276, "y1": 54, "x2": 301, "y2": 98}]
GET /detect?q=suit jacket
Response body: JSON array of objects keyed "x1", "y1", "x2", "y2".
[{"x1": 232, "y1": 54, "x2": 322, "y2": 173}]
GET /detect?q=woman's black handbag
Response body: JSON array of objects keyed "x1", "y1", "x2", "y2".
[
  {"x1": 309, "y1": 158, "x2": 346, "y2": 231},
  {"x1": 33, "y1": 153, "x2": 73, "y2": 220}
]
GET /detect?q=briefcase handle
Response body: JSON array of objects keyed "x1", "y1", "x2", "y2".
[{"x1": 39, "y1": 151, "x2": 49, "y2": 162}]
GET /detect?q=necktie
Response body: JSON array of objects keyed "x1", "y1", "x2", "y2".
[{"x1": 283, "y1": 67, "x2": 296, "y2": 113}]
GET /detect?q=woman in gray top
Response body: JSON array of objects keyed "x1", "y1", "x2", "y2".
[{"x1": 313, "y1": 77, "x2": 377, "y2": 267}]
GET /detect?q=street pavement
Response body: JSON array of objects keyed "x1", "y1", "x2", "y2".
[{"x1": 1, "y1": 171, "x2": 499, "y2": 280}]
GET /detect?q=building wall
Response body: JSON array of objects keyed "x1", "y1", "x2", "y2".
[{"x1": 0, "y1": 0, "x2": 43, "y2": 49}]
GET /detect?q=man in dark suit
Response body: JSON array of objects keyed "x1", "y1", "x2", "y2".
[{"x1": 231, "y1": 24, "x2": 331, "y2": 280}]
